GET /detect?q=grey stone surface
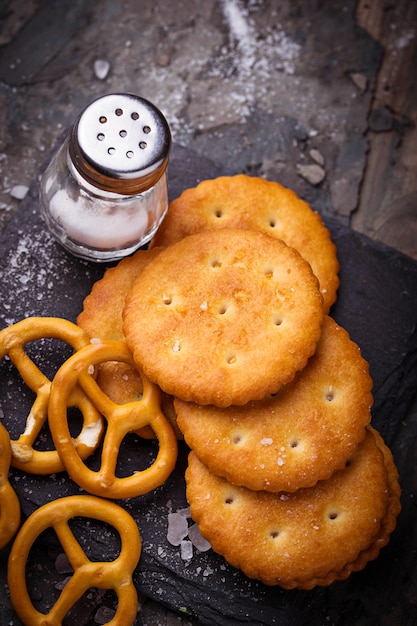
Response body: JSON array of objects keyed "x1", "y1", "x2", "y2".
[{"x1": 0, "y1": 0, "x2": 382, "y2": 237}]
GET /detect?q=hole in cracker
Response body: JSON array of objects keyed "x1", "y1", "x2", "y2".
[
  {"x1": 264, "y1": 267, "x2": 274, "y2": 278},
  {"x1": 273, "y1": 315, "x2": 283, "y2": 326},
  {"x1": 226, "y1": 355, "x2": 237, "y2": 365},
  {"x1": 233, "y1": 435, "x2": 242, "y2": 445},
  {"x1": 328, "y1": 510, "x2": 339, "y2": 520},
  {"x1": 218, "y1": 304, "x2": 227, "y2": 315},
  {"x1": 269, "y1": 530, "x2": 280, "y2": 539},
  {"x1": 210, "y1": 258, "x2": 222, "y2": 268},
  {"x1": 289, "y1": 438, "x2": 299, "y2": 448},
  {"x1": 214, "y1": 208, "x2": 224, "y2": 218},
  {"x1": 224, "y1": 495, "x2": 235, "y2": 505},
  {"x1": 325, "y1": 387, "x2": 334, "y2": 402},
  {"x1": 268, "y1": 217, "x2": 277, "y2": 228},
  {"x1": 162, "y1": 294, "x2": 172, "y2": 305}
]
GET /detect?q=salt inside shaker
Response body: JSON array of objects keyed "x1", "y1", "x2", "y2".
[{"x1": 39, "y1": 93, "x2": 171, "y2": 262}]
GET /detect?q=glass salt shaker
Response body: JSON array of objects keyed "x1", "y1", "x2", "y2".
[{"x1": 39, "y1": 93, "x2": 171, "y2": 262}]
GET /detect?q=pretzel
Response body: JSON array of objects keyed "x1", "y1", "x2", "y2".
[
  {"x1": 0, "y1": 422, "x2": 21, "y2": 549},
  {"x1": 8, "y1": 495, "x2": 141, "y2": 626},
  {"x1": 0, "y1": 317, "x2": 105, "y2": 474},
  {"x1": 48, "y1": 340, "x2": 178, "y2": 499}
]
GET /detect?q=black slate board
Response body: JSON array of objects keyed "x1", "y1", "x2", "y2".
[{"x1": 1, "y1": 143, "x2": 417, "y2": 625}]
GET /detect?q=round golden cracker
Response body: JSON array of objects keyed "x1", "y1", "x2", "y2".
[
  {"x1": 77, "y1": 247, "x2": 164, "y2": 343},
  {"x1": 76, "y1": 247, "x2": 182, "y2": 439},
  {"x1": 76, "y1": 247, "x2": 163, "y2": 413},
  {"x1": 323, "y1": 426, "x2": 401, "y2": 585},
  {"x1": 175, "y1": 315, "x2": 373, "y2": 492},
  {"x1": 151, "y1": 174, "x2": 339, "y2": 313},
  {"x1": 185, "y1": 427, "x2": 395, "y2": 589},
  {"x1": 123, "y1": 228, "x2": 324, "y2": 407}
]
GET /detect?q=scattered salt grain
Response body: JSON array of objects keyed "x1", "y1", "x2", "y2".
[
  {"x1": 223, "y1": 0, "x2": 256, "y2": 70},
  {"x1": 10, "y1": 184, "x2": 29, "y2": 200},
  {"x1": 93, "y1": 59, "x2": 110, "y2": 80},
  {"x1": 261, "y1": 437, "x2": 273, "y2": 446},
  {"x1": 222, "y1": 0, "x2": 300, "y2": 76},
  {"x1": 167, "y1": 512, "x2": 189, "y2": 546},
  {"x1": 188, "y1": 523, "x2": 212, "y2": 552},
  {"x1": 203, "y1": 566, "x2": 214, "y2": 577},
  {"x1": 180, "y1": 539, "x2": 193, "y2": 561}
]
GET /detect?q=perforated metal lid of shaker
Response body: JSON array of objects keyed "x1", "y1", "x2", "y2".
[{"x1": 69, "y1": 93, "x2": 171, "y2": 194}]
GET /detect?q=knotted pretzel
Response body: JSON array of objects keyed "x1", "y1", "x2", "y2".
[
  {"x1": 0, "y1": 317, "x2": 104, "y2": 474},
  {"x1": 8, "y1": 495, "x2": 141, "y2": 626},
  {"x1": 0, "y1": 422, "x2": 21, "y2": 549},
  {"x1": 48, "y1": 340, "x2": 178, "y2": 499}
]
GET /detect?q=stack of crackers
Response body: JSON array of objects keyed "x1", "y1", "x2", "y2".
[{"x1": 78, "y1": 175, "x2": 401, "y2": 590}]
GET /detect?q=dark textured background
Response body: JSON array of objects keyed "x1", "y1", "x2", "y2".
[{"x1": 1, "y1": 1, "x2": 416, "y2": 624}]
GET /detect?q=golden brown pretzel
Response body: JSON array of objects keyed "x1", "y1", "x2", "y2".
[
  {"x1": 0, "y1": 317, "x2": 104, "y2": 474},
  {"x1": 48, "y1": 340, "x2": 178, "y2": 498},
  {"x1": 0, "y1": 421, "x2": 21, "y2": 549},
  {"x1": 8, "y1": 495, "x2": 140, "y2": 626}
]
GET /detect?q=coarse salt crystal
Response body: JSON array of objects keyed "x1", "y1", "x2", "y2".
[
  {"x1": 180, "y1": 540, "x2": 193, "y2": 561},
  {"x1": 188, "y1": 523, "x2": 212, "y2": 552},
  {"x1": 203, "y1": 566, "x2": 214, "y2": 577},
  {"x1": 93, "y1": 59, "x2": 111, "y2": 80},
  {"x1": 10, "y1": 184, "x2": 29, "y2": 200},
  {"x1": 167, "y1": 512, "x2": 188, "y2": 546}
]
